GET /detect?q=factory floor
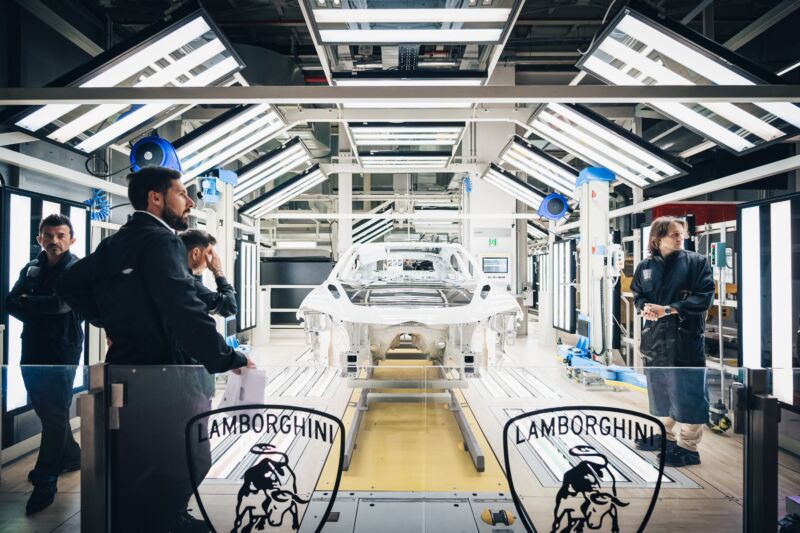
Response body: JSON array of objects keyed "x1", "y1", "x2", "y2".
[{"x1": 1, "y1": 319, "x2": 799, "y2": 532}]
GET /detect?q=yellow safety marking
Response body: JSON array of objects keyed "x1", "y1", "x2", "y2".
[
  {"x1": 317, "y1": 362, "x2": 509, "y2": 492},
  {"x1": 604, "y1": 379, "x2": 647, "y2": 394}
]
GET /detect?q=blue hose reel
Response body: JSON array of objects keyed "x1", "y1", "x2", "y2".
[
  {"x1": 84, "y1": 189, "x2": 110, "y2": 221},
  {"x1": 130, "y1": 136, "x2": 182, "y2": 172},
  {"x1": 538, "y1": 192, "x2": 569, "y2": 221}
]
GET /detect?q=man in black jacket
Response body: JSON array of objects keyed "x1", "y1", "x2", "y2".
[
  {"x1": 57, "y1": 166, "x2": 253, "y2": 533},
  {"x1": 631, "y1": 216, "x2": 714, "y2": 467},
  {"x1": 7, "y1": 214, "x2": 83, "y2": 514},
  {"x1": 179, "y1": 229, "x2": 237, "y2": 317}
]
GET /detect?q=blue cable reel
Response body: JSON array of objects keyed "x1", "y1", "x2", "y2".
[
  {"x1": 84, "y1": 189, "x2": 110, "y2": 221},
  {"x1": 538, "y1": 192, "x2": 569, "y2": 221},
  {"x1": 130, "y1": 135, "x2": 182, "y2": 172}
]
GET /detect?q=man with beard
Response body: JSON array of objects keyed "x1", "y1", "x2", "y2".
[
  {"x1": 7, "y1": 214, "x2": 83, "y2": 514},
  {"x1": 57, "y1": 166, "x2": 253, "y2": 533}
]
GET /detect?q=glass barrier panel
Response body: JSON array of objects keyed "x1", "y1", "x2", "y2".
[
  {"x1": 0, "y1": 365, "x2": 84, "y2": 531},
  {"x1": 6, "y1": 363, "x2": 800, "y2": 532}
]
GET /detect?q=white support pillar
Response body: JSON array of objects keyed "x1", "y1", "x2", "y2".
[
  {"x1": 337, "y1": 131, "x2": 353, "y2": 259},
  {"x1": 578, "y1": 173, "x2": 612, "y2": 358}
]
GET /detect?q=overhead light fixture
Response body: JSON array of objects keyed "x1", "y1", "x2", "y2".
[
  {"x1": 349, "y1": 123, "x2": 464, "y2": 147},
  {"x1": 527, "y1": 104, "x2": 688, "y2": 188},
  {"x1": 577, "y1": 6, "x2": 800, "y2": 154},
  {"x1": 360, "y1": 151, "x2": 452, "y2": 170},
  {"x1": 333, "y1": 78, "x2": 484, "y2": 87},
  {"x1": 174, "y1": 104, "x2": 286, "y2": 183},
  {"x1": 482, "y1": 164, "x2": 545, "y2": 211},
  {"x1": 312, "y1": 8, "x2": 511, "y2": 24},
  {"x1": 239, "y1": 164, "x2": 327, "y2": 218},
  {"x1": 342, "y1": 102, "x2": 473, "y2": 109},
  {"x1": 319, "y1": 29, "x2": 502, "y2": 44},
  {"x1": 353, "y1": 202, "x2": 395, "y2": 244},
  {"x1": 274, "y1": 240, "x2": 319, "y2": 249},
  {"x1": 13, "y1": 9, "x2": 244, "y2": 154},
  {"x1": 527, "y1": 221, "x2": 548, "y2": 239},
  {"x1": 553, "y1": 239, "x2": 576, "y2": 333},
  {"x1": 232, "y1": 137, "x2": 312, "y2": 201},
  {"x1": 499, "y1": 135, "x2": 579, "y2": 199}
]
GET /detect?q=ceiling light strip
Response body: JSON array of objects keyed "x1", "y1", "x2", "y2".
[
  {"x1": 319, "y1": 29, "x2": 502, "y2": 44},
  {"x1": 581, "y1": 56, "x2": 754, "y2": 152},
  {"x1": 547, "y1": 103, "x2": 680, "y2": 176},
  {"x1": 176, "y1": 104, "x2": 271, "y2": 157},
  {"x1": 312, "y1": 8, "x2": 512, "y2": 24},
  {"x1": 74, "y1": 56, "x2": 240, "y2": 153},
  {"x1": 47, "y1": 39, "x2": 228, "y2": 144}
]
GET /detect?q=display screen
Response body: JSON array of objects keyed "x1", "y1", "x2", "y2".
[
  {"x1": 225, "y1": 315, "x2": 237, "y2": 338},
  {"x1": 482, "y1": 257, "x2": 509, "y2": 274}
]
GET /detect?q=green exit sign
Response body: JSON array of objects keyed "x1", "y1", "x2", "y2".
[{"x1": 488, "y1": 238, "x2": 497, "y2": 247}]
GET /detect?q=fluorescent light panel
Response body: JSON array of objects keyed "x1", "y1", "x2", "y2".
[
  {"x1": 333, "y1": 78, "x2": 483, "y2": 87},
  {"x1": 578, "y1": 8, "x2": 800, "y2": 154},
  {"x1": 350, "y1": 123, "x2": 464, "y2": 147},
  {"x1": 15, "y1": 11, "x2": 243, "y2": 153},
  {"x1": 770, "y1": 201, "x2": 793, "y2": 403},
  {"x1": 319, "y1": 29, "x2": 502, "y2": 44},
  {"x1": 175, "y1": 104, "x2": 287, "y2": 183},
  {"x1": 233, "y1": 138, "x2": 312, "y2": 201},
  {"x1": 741, "y1": 206, "x2": 761, "y2": 368},
  {"x1": 500, "y1": 135, "x2": 579, "y2": 197},
  {"x1": 483, "y1": 164, "x2": 544, "y2": 210},
  {"x1": 361, "y1": 152, "x2": 451, "y2": 169},
  {"x1": 312, "y1": 8, "x2": 512, "y2": 24},
  {"x1": 528, "y1": 104, "x2": 686, "y2": 187},
  {"x1": 528, "y1": 221, "x2": 548, "y2": 239},
  {"x1": 240, "y1": 165, "x2": 327, "y2": 217}
]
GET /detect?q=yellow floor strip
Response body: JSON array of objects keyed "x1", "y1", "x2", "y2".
[{"x1": 317, "y1": 362, "x2": 509, "y2": 492}]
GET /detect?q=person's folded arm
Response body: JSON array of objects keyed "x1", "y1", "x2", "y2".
[
  {"x1": 214, "y1": 276, "x2": 238, "y2": 317},
  {"x1": 7, "y1": 266, "x2": 35, "y2": 322},
  {"x1": 143, "y1": 236, "x2": 246, "y2": 373},
  {"x1": 55, "y1": 254, "x2": 103, "y2": 326},
  {"x1": 672, "y1": 257, "x2": 715, "y2": 317}
]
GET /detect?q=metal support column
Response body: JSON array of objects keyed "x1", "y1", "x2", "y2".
[
  {"x1": 743, "y1": 368, "x2": 779, "y2": 532},
  {"x1": 77, "y1": 364, "x2": 109, "y2": 533}
]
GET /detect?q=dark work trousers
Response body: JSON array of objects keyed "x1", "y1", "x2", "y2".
[
  {"x1": 110, "y1": 367, "x2": 212, "y2": 533},
  {"x1": 21, "y1": 366, "x2": 81, "y2": 482}
]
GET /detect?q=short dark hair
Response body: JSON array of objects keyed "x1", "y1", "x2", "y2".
[
  {"x1": 126, "y1": 166, "x2": 182, "y2": 210},
  {"x1": 179, "y1": 229, "x2": 217, "y2": 251},
  {"x1": 648, "y1": 216, "x2": 687, "y2": 257},
  {"x1": 39, "y1": 213, "x2": 74, "y2": 237}
]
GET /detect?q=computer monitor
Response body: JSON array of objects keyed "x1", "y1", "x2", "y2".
[{"x1": 482, "y1": 257, "x2": 509, "y2": 274}]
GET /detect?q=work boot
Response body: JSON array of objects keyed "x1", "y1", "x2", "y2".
[
  {"x1": 664, "y1": 445, "x2": 701, "y2": 467},
  {"x1": 26, "y1": 478, "x2": 57, "y2": 515},
  {"x1": 169, "y1": 510, "x2": 210, "y2": 533},
  {"x1": 635, "y1": 434, "x2": 676, "y2": 452}
]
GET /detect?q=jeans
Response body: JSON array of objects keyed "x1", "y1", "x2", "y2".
[{"x1": 21, "y1": 366, "x2": 81, "y2": 482}]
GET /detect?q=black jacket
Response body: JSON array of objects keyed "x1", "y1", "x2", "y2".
[
  {"x1": 194, "y1": 274, "x2": 237, "y2": 317},
  {"x1": 7, "y1": 251, "x2": 83, "y2": 365},
  {"x1": 631, "y1": 249, "x2": 714, "y2": 365},
  {"x1": 55, "y1": 212, "x2": 246, "y2": 373}
]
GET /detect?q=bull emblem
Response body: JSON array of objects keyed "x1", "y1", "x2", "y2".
[
  {"x1": 502, "y1": 406, "x2": 666, "y2": 533},
  {"x1": 232, "y1": 443, "x2": 309, "y2": 532},
  {"x1": 552, "y1": 445, "x2": 628, "y2": 533}
]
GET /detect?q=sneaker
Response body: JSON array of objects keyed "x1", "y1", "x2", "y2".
[
  {"x1": 170, "y1": 510, "x2": 210, "y2": 533},
  {"x1": 25, "y1": 479, "x2": 57, "y2": 515},
  {"x1": 664, "y1": 445, "x2": 701, "y2": 467},
  {"x1": 635, "y1": 435, "x2": 676, "y2": 452}
]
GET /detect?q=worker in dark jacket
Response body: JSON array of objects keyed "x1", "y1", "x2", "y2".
[
  {"x1": 179, "y1": 229, "x2": 237, "y2": 317},
  {"x1": 631, "y1": 216, "x2": 714, "y2": 467},
  {"x1": 7, "y1": 214, "x2": 83, "y2": 514},
  {"x1": 56, "y1": 166, "x2": 253, "y2": 533}
]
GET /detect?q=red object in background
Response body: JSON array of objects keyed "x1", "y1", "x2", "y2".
[
  {"x1": 304, "y1": 76, "x2": 328, "y2": 84},
  {"x1": 652, "y1": 202, "x2": 738, "y2": 226}
]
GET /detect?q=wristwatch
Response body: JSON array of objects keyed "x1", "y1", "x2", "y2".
[{"x1": 664, "y1": 305, "x2": 673, "y2": 315}]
